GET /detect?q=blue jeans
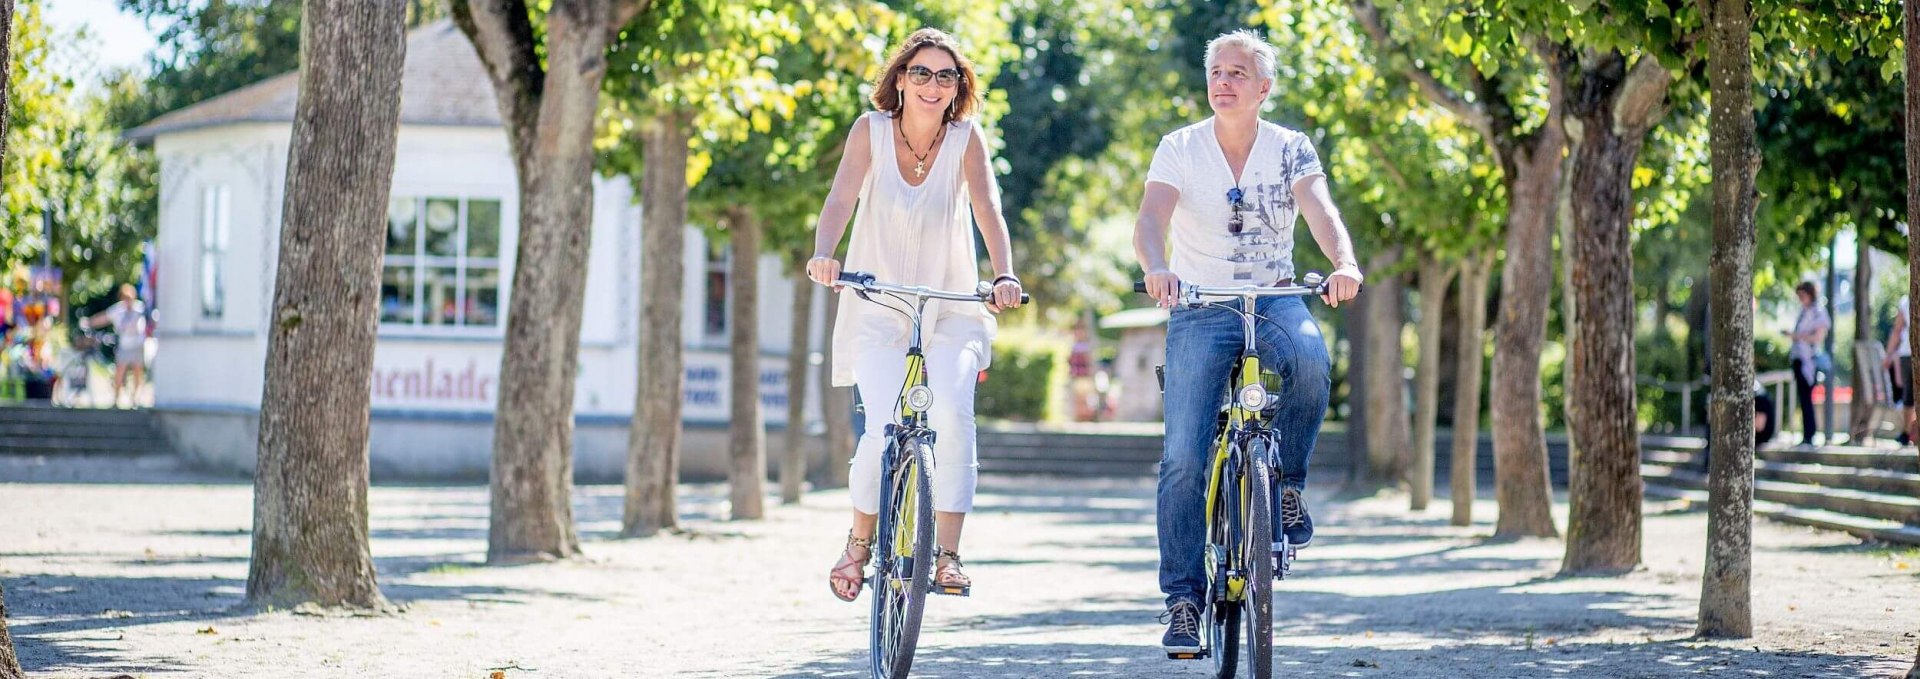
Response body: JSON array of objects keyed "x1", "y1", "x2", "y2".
[{"x1": 1157, "y1": 296, "x2": 1330, "y2": 606}]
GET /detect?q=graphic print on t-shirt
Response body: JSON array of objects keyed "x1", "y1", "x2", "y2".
[{"x1": 1227, "y1": 143, "x2": 1317, "y2": 282}]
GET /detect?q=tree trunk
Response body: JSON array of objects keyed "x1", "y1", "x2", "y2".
[
  {"x1": 1490, "y1": 123, "x2": 1568, "y2": 539},
  {"x1": 820, "y1": 290, "x2": 854, "y2": 488},
  {"x1": 1562, "y1": 52, "x2": 1668, "y2": 575},
  {"x1": 623, "y1": 110, "x2": 691, "y2": 536},
  {"x1": 246, "y1": 0, "x2": 405, "y2": 608},
  {"x1": 1847, "y1": 231, "x2": 1873, "y2": 443},
  {"x1": 1347, "y1": 288, "x2": 1370, "y2": 485},
  {"x1": 1698, "y1": 0, "x2": 1760, "y2": 638},
  {"x1": 1906, "y1": 0, "x2": 1920, "y2": 668},
  {"x1": 781, "y1": 271, "x2": 815, "y2": 504},
  {"x1": 1451, "y1": 252, "x2": 1493, "y2": 526},
  {"x1": 1411, "y1": 255, "x2": 1454, "y2": 511},
  {"x1": 727, "y1": 210, "x2": 767, "y2": 520},
  {"x1": 456, "y1": 0, "x2": 642, "y2": 562},
  {"x1": 0, "y1": 0, "x2": 22, "y2": 672},
  {"x1": 1362, "y1": 245, "x2": 1411, "y2": 488}
]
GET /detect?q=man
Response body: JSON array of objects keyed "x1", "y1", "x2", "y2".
[{"x1": 1133, "y1": 29, "x2": 1364, "y2": 655}]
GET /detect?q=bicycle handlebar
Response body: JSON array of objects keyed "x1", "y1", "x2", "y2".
[
  {"x1": 1132, "y1": 272, "x2": 1336, "y2": 302},
  {"x1": 836, "y1": 271, "x2": 1031, "y2": 306}
]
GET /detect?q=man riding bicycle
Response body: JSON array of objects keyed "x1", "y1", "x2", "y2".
[{"x1": 1133, "y1": 29, "x2": 1363, "y2": 655}]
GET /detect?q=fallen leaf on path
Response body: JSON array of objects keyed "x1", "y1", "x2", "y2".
[
  {"x1": 489, "y1": 673, "x2": 505, "y2": 679},
  {"x1": 102, "y1": 609, "x2": 134, "y2": 619},
  {"x1": 1351, "y1": 659, "x2": 1380, "y2": 668},
  {"x1": 197, "y1": 626, "x2": 217, "y2": 635}
]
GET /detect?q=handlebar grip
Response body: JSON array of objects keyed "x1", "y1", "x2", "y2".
[
  {"x1": 1133, "y1": 281, "x2": 1149, "y2": 294},
  {"x1": 1019, "y1": 293, "x2": 1032, "y2": 305}
]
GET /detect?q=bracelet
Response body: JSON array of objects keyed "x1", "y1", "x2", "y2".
[{"x1": 993, "y1": 273, "x2": 1021, "y2": 287}]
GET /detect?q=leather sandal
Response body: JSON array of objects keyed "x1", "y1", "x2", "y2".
[
  {"x1": 933, "y1": 547, "x2": 971, "y2": 597},
  {"x1": 829, "y1": 531, "x2": 873, "y2": 602}
]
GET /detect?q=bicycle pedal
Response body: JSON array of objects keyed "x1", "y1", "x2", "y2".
[
  {"x1": 1166, "y1": 650, "x2": 1208, "y2": 660},
  {"x1": 932, "y1": 584, "x2": 971, "y2": 597}
]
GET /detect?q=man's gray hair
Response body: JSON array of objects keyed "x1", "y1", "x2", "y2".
[{"x1": 1204, "y1": 29, "x2": 1278, "y2": 83}]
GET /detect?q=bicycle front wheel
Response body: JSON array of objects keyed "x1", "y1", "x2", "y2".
[
  {"x1": 870, "y1": 437, "x2": 935, "y2": 679},
  {"x1": 1244, "y1": 438, "x2": 1276, "y2": 679}
]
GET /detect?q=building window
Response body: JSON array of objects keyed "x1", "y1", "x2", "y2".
[
  {"x1": 381, "y1": 196, "x2": 503, "y2": 330},
  {"x1": 703, "y1": 239, "x2": 729, "y2": 339},
  {"x1": 199, "y1": 185, "x2": 230, "y2": 320}
]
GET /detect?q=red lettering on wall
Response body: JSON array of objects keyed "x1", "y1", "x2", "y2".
[{"x1": 370, "y1": 357, "x2": 495, "y2": 404}]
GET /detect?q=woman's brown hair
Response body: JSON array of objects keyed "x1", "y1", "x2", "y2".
[{"x1": 870, "y1": 28, "x2": 982, "y2": 125}]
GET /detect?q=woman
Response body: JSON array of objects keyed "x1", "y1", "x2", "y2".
[
  {"x1": 806, "y1": 28, "x2": 1025, "y2": 602},
  {"x1": 1787, "y1": 281, "x2": 1831, "y2": 446}
]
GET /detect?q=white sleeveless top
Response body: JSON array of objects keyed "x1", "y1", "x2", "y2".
[{"x1": 829, "y1": 111, "x2": 995, "y2": 387}]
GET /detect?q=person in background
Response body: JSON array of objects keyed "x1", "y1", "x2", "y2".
[
  {"x1": 1786, "y1": 281, "x2": 1831, "y2": 447},
  {"x1": 1886, "y1": 293, "x2": 1912, "y2": 447},
  {"x1": 88, "y1": 284, "x2": 149, "y2": 408}
]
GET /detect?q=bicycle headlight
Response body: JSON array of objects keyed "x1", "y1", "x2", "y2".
[
  {"x1": 1237, "y1": 383, "x2": 1268, "y2": 411},
  {"x1": 906, "y1": 385, "x2": 935, "y2": 413}
]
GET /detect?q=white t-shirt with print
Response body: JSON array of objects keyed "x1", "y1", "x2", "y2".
[{"x1": 1145, "y1": 117, "x2": 1324, "y2": 287}]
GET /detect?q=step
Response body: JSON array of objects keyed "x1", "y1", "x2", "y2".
[
  {"x1": 981, "y1": 457, "x2": 1159, "y2": 477},
  {"x1": 1641, "y1": 481, "x2": 1920, "y2": 546},
  {"x1": 1758, "y1": 480, "x2": 1920, "y2": 525},
  {"x1": 1642, "y1": 449, "x2": 1700, "y2": 468},
  {"x1": 0, "y1": 422, "x2": 160, "y2": 439},
  {"x1": 1756, "y1": 461, "x2": 1920, "y2": 499},
  {"x1": 0, "y1": 435, "x2": 158, "y2": 453},
  {"x1": 0, "y1": 406, "x2": 157, "y2": 428},
  {"x1": 1758, "y1": 447, "x2": 1919, "y2": 475}
]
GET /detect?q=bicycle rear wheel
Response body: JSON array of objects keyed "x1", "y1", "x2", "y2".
[
  {"x1": 1244, "y1": 439, "x2": 1275, "y2": 679},
  {"x1": 870, "y1": 437, "x2": 935, "y2": 679}
]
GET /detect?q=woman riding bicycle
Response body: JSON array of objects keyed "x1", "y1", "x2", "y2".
[
  {"x1": 806, "y1": 28, "x2": 1025, "y2": 603},
  {"x1": 1133, "y1": 29, "x2": 1363, "y2": 655}
]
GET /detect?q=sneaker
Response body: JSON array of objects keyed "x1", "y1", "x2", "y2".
[
  {"x1": 1280, "y1": 487, "x2": 1314, "y2": 548},
  {"x1": 1158, "y1": 599, "x2": 1202, "y2": 654}
]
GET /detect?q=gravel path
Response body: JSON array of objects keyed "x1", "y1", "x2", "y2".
[{"x1": 2, "y1": 454, "x2": 1916, "y2": 678}]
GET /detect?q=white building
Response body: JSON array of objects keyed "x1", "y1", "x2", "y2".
[{"x1": 129, "y1": 21, "x2": 825, "y2": 481}]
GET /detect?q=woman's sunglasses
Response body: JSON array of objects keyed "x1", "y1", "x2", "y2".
[
  {"x1": 905, "y1": 65, "x2": 964, "y2": 88},
  {"x1": 1227, "y1": 187, "x2": 1249, "y2": 235}
]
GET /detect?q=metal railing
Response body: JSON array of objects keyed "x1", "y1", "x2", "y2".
[{"x1": 1635, "y1": 370, "x2": 1796, "y2": 436}]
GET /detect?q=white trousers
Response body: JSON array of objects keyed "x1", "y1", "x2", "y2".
[{"x1": 848, "y1": 332, "x2": 983, "y2": 515}]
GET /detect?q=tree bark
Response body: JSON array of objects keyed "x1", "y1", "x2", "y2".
[
  {"x1": 1562, "y1": 51, "x2": 1668, "y2": 575},
  {"x1": 245, "y1": 0, "x2": 405, "y2": 609},
  {"x1": 623, "y1": 110, "x2": 691, "y2": 536},
  {"x1": 0, "y1": 0, "x2": 23, "y2": 672},
  {"x1": 1347, "y1": 289, "x2": 1371, "y2": 485},
  {"x1": 1905, "y1": 0, "x2": 1920, "y2": 669},
  {"x1": 781, "y1": 271, "x2": 815, "y2": 504},
  {"x1": 1847, "y1": 231, "x2": 1873, "y2": 443},
  {"x1": 820, "y1": 290, "x2": 854, "y2": 488},
  {"x1": 727, "y1": 210, "x2": 767, "y2": 520},
  {"x1": 1451, "y1": 252, "x2": 1493, "y2": 526},
  {"x1": 1490, "y1": 122, "x2": 1568, "y2": 539},
  {"x1": 1411, "y1": 255, "x2": 1454, "y2": 511},
  {"x1": 1362, "y1": 245, "x2": 1411, "y2": 488},
  {"x1": 455, "y1": 0, "x2": 645, "y2": 562},
  {"x1": 1698, "y1": 0, "x2": 1760, "y2": 638}
]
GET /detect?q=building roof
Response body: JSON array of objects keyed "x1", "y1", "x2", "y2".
[
  {"x1": 127, "y1": 20, "x2": 501, "y2": 141},
  {"x1": 1099, "y1": 307, "x2": 1169, "y2": 330}
]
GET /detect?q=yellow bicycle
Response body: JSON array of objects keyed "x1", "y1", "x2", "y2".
[{"x1": 833, "y1": 270, "x2": 1026, "y2": 679}]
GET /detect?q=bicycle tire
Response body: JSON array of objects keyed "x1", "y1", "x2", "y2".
[
  {"x1": 1244, "y1": 439, "x2": 1276, "y2": 679},
  {"x1": 1209, "y1": 445, "x2": 1241, "y2": 679},
  {"x1": 870, "y1": 436, "x2": 935, "y2": 679}
]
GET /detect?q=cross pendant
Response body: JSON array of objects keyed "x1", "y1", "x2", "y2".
[{"x1": 914, "y1": 161, "x2": 926, "y2": 178}]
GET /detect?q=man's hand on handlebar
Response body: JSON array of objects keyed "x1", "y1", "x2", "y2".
[
  {"x1": 1323, "y1": 265, "x2": 1364, "y2": 308},
  {"x1": 1143, "y1": 269, "x2": 1181, "y2": 309}
]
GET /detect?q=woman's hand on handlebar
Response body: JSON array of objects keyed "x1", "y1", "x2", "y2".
[
  {"x1": 986, "y1": 277, "x2": 1025, "y2": 314},
  {"x1": 1323, "y1": 265, "x2": 1364, "y2": 308},
  {"x1": 806, "y1": 256, "x2": 842, "y2": 288}
]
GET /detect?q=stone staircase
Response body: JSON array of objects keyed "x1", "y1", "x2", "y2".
[
  {"x1": 0, "y1": 404, "x2": 170, "y2": 457},
  {"x1": 1641, "y1": 435, "x2": 1920, "y2": 545}
]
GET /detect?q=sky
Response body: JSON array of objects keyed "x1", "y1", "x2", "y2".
[{"x1": 42, "y1": 0, "x2": 162, "y2": 79}]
